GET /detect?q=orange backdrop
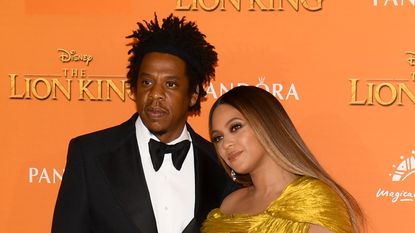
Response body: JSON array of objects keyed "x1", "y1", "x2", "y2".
[{"x1": 1, "y1": 1, "x2": 415, "y2": 233}]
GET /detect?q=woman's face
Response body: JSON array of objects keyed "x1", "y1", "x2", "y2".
[{"x1": 210, "y1": 104, "x2": 268, "y2": 174}]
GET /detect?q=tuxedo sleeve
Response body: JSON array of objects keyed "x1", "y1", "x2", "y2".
[{"x1": 51, "y1": 138, "x2": 90, "y2": 233}]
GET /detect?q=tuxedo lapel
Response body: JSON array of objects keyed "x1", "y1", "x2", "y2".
[
  {"x1": 96, "y1": 117, "x2": 230, "y2": 233},
  {"x1": 193, "y1": 144, "x2": 211, "y2": 223},
  {"x1": 180, "y1": 139, "x2": 209, "y2": 233},
  {"x1": 186, "y1": 125, "x2": 225, "y2": 232},
  {"x1": 185, "y1": 124, "x2": 238, "y2": 232},
  {"x1": 98, "y1": 115, "x2": 158, "y2": 233}
]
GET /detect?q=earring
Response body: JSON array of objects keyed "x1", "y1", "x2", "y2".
[{"x1": 231, "y1": 170, "x2": 237, "y2": 182}]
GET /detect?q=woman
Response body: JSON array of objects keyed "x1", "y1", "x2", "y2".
[{"x1": 202, "y1": 86, "x2": 365, "y2": 233}]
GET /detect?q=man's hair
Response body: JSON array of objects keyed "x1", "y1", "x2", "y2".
[{"x1": 126, "y1": 14, "x2": 218, "y2": 115}]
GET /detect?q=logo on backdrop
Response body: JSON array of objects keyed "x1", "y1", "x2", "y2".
[
  {"x1": 9, "y1": 49, "x2": 133, "y2": 101},
  {"x1": 208, "y1": 76, "x2": 300, "y2": 100},
  {"x1": 175, "y1": 0, "x2": 323, "y2": 12},
  {"x1": 373, "y1": 0, "x2": 415, "y2": 7},
  {"x1": 29, "y1": 167, "x2": 64, "y2": 184},
  {"x1": 8, "y1": 49, "x2": 298, "y2": 102},
  {"x1": 58, "y1": 49, "x2": 93, "y2": 66},
  {"x1": 349, "y1": 51, "x2": 415, "y2": 106},
  {"x1": 389, "y1": 152, "x2": 415, "y2": 182},
  {"x1": 376, "y1": 150, "x2": 415, "y2": 203}
]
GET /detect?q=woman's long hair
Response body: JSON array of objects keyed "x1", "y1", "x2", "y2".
[{"x1": 208, "y1": 86, "x2": 365, "y2": 233}]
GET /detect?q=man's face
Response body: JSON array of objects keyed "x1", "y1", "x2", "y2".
[{"x1": 135, "y1": 52, "x2": 197, "y2": 143}]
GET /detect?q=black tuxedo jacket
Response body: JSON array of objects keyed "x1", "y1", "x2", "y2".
[{"x1": 52, "y1": 114, "x2": 235, "y2": 233}]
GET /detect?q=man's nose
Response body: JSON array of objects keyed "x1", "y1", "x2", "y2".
[{"x1": 149, "y1": 82, "x2": 165, "y2": 100}]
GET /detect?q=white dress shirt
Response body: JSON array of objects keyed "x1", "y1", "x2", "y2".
[{"x1": 135, "y1": 116, "x2": 195, "y2": 233}]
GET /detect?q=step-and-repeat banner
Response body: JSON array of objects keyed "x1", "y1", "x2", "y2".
[{"x1": 1, "y1": 1, "x2": 415, "y2": 232}]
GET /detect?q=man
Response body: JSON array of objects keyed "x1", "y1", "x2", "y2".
[{"x1": 52, "y1": 14, "x2": 235, "y2": 233}]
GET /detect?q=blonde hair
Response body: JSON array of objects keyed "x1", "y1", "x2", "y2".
[{"x1": 209, "y1": 86, "x2": 365, "y2": 233}]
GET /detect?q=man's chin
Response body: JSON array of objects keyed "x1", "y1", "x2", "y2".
[
  {"x1": 141, "y1": 118, "x2": 167, "y2": 136},
  {"x1": 149, "y1": 129, "x2": 167, "y2": 137}
]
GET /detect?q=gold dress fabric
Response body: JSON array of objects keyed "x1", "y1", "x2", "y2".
[{"x1": 201, "y1": 176, "x2": 353, "y2": 233}]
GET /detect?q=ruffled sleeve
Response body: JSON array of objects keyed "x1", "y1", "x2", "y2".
[
  {"x1": 267, "y1": 176, "x2": 353, "y2": 233},
  {"x1": 201, "y1": 176, "x2": 354, "y2": 233}
]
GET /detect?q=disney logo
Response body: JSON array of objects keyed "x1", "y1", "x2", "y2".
[
  {"x1": 58, "y1": 49, "x2": 93, "y2": 66},
  {"x1": 405, "y1": 51, "x2": 415, "y2": 66}
]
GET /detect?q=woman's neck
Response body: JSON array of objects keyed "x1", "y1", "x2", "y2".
[{"x1": 248, "y1": 158, "x2": 299, "y2": 197}]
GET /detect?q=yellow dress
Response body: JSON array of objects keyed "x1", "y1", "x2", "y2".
[{"x1": 201, "y1": 176, "x2": 353, "y2": 233}]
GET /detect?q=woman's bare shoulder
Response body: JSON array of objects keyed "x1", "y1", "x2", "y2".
[{"x1": 219, "y1": 187, "x2": 250, "y2": 214}]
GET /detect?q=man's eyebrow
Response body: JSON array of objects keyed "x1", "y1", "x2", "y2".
[{"x1": 138, "y1": 72, "x2": 151, "y2": 77}]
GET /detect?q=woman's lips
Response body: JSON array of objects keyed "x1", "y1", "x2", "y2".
[{"x1": 227, "y1": 151, "x2": 242, "y2": 162}]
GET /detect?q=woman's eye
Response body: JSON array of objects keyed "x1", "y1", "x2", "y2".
[
  {"x1": 230, "y1": 123, "x2": 242, "y2": 132},
  {"x1": 212, "y1": 135, "x2": 223, "y2": 143}
]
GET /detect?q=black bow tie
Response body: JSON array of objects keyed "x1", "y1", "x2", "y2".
[{"x1": 148, "y1": 138, "x2": 191, "y2": 171}]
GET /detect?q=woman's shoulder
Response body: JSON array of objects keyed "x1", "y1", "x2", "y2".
[
  {"x1": 268, "y1": 176, "x2": 348, "y2": 218},
  {"x1": 219, "y1": 186, "x2": 250, "y2": 214},
  {"x1": 269, "y1": 176, "x2": 353, "y2": 233},
  {"x1": 219, "y1": 187, "x2": 249, "y2": 213},
  {"x1": 277, "y1": 176, "x2": 338, "y2": 201}
]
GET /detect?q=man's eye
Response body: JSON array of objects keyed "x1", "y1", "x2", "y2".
[
  {"x1": 166, "y1": 81, "x2": 177, "y2": 88},
  {"x1": 142, "y1": 80, "x2": 152, "y2": 86},
  {"x1": 230, "y1": 123, "x2": 242, "y2": 132}
]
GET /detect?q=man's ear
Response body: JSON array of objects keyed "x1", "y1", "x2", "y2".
[{"x1": 189, "y1": 85, "x2": 199, "y2": 107}]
